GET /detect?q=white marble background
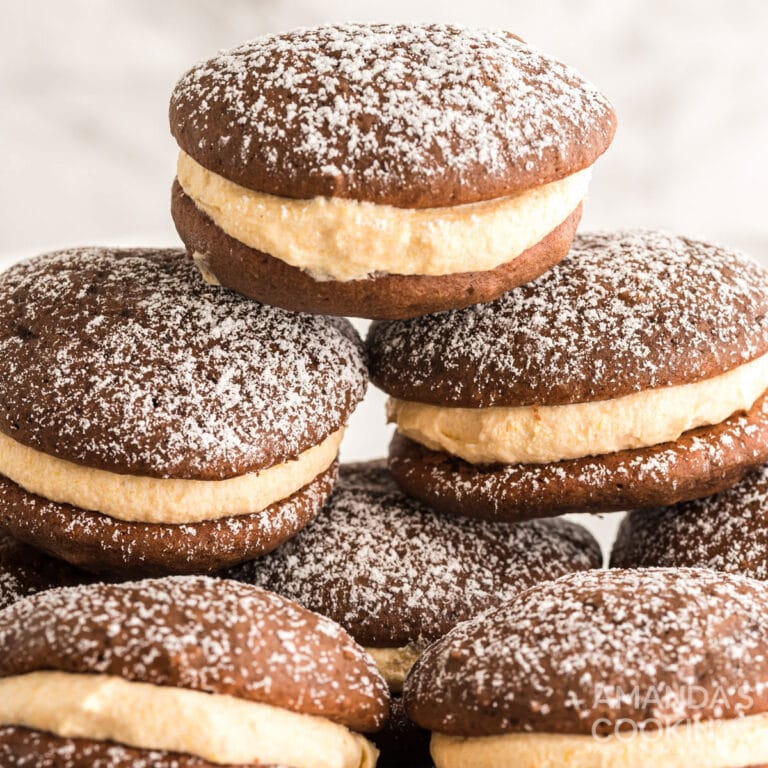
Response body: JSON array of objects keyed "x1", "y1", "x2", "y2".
[{"x1": 2, "y1": 0, "x2": 767, "y2": 554}]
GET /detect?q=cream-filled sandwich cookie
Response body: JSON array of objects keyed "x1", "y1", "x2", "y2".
[
  {"x1": 404, "y1": 568, "x2": 768, "y2": 768},
  {"x1": 0, "y1": 576, "x2": 389, "y2": 767},
  {"x1": 169, "y1": 23, "x2": 616, "y2": 319},
  {"x1": 0, "y1": 248, "x2": 367, "y2": 576},
  {"x1": 612, "y1": 463, "x2": 768, "y2": 577},
  {"x1": 224, "y1": 461, "x2": 600, "y2": 767},
  {"x1": 368, "y1": 230, "x2": 768, "y2": 521}
]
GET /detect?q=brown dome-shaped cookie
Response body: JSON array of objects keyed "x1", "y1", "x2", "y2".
[
  {"x1": 0, "y1": 576, "x2": 389, "y2": 733},
  {"x1": 170, "y1": 24, "x2": 615, "y2": 208},
  {"x1": 0, "y1": 248, "x2": 366, "y2": 479},
  {"x1": 224, "y1": 461, "x2": 601, "y2": 647},
  {"x1": 612, "y1": 464, "x2": 768, "y2": 576},
  {"x1": 0, "y1": 465, "x2": 336, "y2": 577},
  {"x1": 0, "y1": 529, "x2": 91, "y2": 610},
  {"x1": 368, "y1": 230, "x2": 768, "y2": 407},
  {"x1": 404, "y1": 568, "x2": 768, "y2": 737}
]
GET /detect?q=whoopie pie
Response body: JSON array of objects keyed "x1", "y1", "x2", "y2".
[
  {"x1": 0, "y1": 576, "x2": 388, "y2": 767},
  {"x1": 170, "y1": 23, "x2": 615, "y2": 319},
  {"x1": 405, "y1": 568, "x2": 768, "y2": 768},
  {"x1": 224, "y1": 461, "x2": 601, "y2": 767},
  {"x1": 226, "y1": 461, "x2": 601, "y2": 686},
  {"x1": 368, "y1": 230, "x2": 768, "y2": 521},
  {"x1": 0, "y1": 248, "x2": 366, "y2": 576}
]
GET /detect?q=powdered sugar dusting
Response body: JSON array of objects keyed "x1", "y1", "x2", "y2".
[
  {"x1": 368, "y1": 230, "x2": 768, "y2": 407},
  {"x1": 226, "y1": 462, "x2": 601, "y2": 646},
  {"x1": 170, "y1": 24, "x2": 614, "y2": 201},
  {"x1": 406, "y1": 568, "x2": 768, "y2": 735},
  {"x1": 0, "y1": 576, "x2": 388, "y2": 730},
  {"x1": 613, "y1": 463, "x2": 768, "y2": 577},
  {"x1": 0, "y1": 248, "x2": 367, "y2": 478},
  {"x1": 0, "y1": 573, "x2": 22, "y2": 613}
]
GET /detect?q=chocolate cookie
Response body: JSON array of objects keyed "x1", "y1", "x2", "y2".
[
  {"x1": 0, "y1": 576, "x2": 388, "y2": 767},
  {"x1": 170, "y1": 24, "x2": 615, "y2": 318},
  {"x1": 369, "y1": 230, "x2": 768, "y2": 520},
  {"x1": 0, "y1": 248, "x2": 366, "y2": 575},
  {"x1": 405, "y1": 568, "x2": 768, "y2": 768},
  {"x1": 611, "y1": 463, "x2": 768, "y2": 576},
  {"x1": 225, "y1": 460, "x2": 601, "y2": 655},
  {"x1": 0, "y1": 529, "x2": 91, "y2": 610}
]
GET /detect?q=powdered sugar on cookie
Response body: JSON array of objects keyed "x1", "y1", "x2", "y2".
[
  {"x1": 405, "y1": 568, "x2": 768, "y2": 735},
  {"x1": 228, "y1": 461, "x2": 600, "y2": 646},
  {"x1": 369, "y1": 230, "x2": 768, "y2": 407},
  {"x1": 0, "y1": 576, "x2": 388, "y2": 731},
  {"x1": 0, "y1": 248, "x2": 367, "y2": 478},
  {"x1": 613, "y1": 463, "x2": 768, "y2": 577},
  {"x1": 170, "y1": 24, "x2": 615, "y2": 205}
]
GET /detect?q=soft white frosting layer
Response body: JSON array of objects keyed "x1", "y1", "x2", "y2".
[
  {"x1": 0, "y1": 671, "x2": 377, "y2": 768},
  {"x1": 0, "y1": 428, "x2": 342, "y2": 523},
  {"x1": 177, "y1": 151, "x2": 591, "y2": 282},
  {"x1": 365, "y1": 645, "x2": 424, "y2": 694},
  {"x1": 430, "y1": 713, "x2": 768, "y2": 768},
  {"x1": 389, "y1": 353, "x2": 768, "y2": 465}
]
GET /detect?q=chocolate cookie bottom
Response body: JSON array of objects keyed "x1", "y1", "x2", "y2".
[
  {"x1": 0, "y1": 464, "x2": 337, "y2": 578},
  {"x1": 389, "y1": 392, "x2": 768, "y2": 521},
  {"x1": 0, "y1": 726, "x2": 274, "y2": 768},
  {"x1": 172, "y1": 180, "x2": 582, "y2": 320}
]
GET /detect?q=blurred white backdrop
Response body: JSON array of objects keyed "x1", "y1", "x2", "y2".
[{"x1": 2, "y1": 0, "x2": 767, "y2": 554}]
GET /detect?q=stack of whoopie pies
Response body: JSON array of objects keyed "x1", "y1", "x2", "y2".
[{"x1": 1, "y1": 20, "x2": 767, "y2": 768}]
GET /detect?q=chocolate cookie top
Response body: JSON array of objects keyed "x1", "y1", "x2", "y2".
[
  {"x1": 612, "y1": 464, "x2": 768, "y2": 577},
  {"x1": 0, "y1": 576, "x2": 388, "y2": 732},
  {"x1": 368, "y1": 230, "x2": 768, "y2": 407},
  {"x1": 404, "y1": 568, "x2": 768, "y2": 736},
  {"x1": 170, "y1": 23, "x2": 616, "y2": 208},
  {"x1": 0, "y1": 530, "x2": 90, "y2": 609},
  {"x1": 0, "y1": 249, "x2": 366, "y2": 479},
  {"x1": 224, "y1": 462, "x2": 601, "y2": 646}
]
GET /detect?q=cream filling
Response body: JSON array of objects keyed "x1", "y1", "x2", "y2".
[
  {"x1": 0, "y1": 672, "x2": 377, "y2": 768},
  {"x1": 388, "y1": 353, "x2": 768, "y2": 465},
  {"x1": 365, "y1": 645, "x2": 425, "y2": 694},
  {"x1": 0, "y1": 428, "x2": 342, "y2": 524},
  {"x1": 177, "y1": 151, "x2": 591, "y2": 282},
  {"x1": 430, "y1": 713, "x2": 768, "y2": 768}
]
